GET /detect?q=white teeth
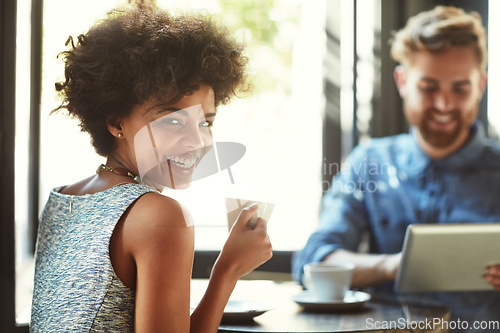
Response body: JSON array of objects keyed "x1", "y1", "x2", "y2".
[
  {"x1": 163, "y1": 155, "x2": 197, "y2": 168},
  {"x1": 433, "y1": 114, "x2": 453, "y2": 124}
]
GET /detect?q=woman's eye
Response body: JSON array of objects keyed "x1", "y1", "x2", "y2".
[
  {"x1": 200, "y1": 120, "x2": 213, "y2": 128},
  {"x1": 160, "y1": 118, "x2": 182, "y2": 126}
]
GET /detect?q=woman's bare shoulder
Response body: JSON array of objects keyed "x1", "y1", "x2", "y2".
[
  {"x1": 129, "y1": 192, "x2": 194, "y2": 228},
  {"x1": 60, "y1": 174, "x2": 137, "y2": 195},
  {"x1": 59, "y1": 175, "x2": 98, "y2": 195},
  {"x1": 119, "y1": 191, "x2": 195, "y2": 266},
  {"x1": 109, "y1": 189, "x2": 194, "y2": 290}
]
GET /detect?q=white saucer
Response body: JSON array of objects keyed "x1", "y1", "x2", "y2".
[
  {"x1": 221, "y1": 300, "x2": 272, "y2": 322},
  {"x1": 292, "y1": 290, "x2": 371, "y2": 311}
]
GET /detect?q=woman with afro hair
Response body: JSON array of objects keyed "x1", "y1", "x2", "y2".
[{"x1": 30, "y1": 1, "x2": 272, "y2": 332}]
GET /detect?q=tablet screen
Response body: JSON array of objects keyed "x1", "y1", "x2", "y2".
[{"x1": 394, "y1": 223, "x2": 500, "y2": 292}]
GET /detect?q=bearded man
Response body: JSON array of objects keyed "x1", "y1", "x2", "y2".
[{"x1": 293, "y1": 5, "x2": 500, "y2": 330}]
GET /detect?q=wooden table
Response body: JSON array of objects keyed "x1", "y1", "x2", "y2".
[{"x1": 191, "y1": 280, "x2": 450, "y2": 333}]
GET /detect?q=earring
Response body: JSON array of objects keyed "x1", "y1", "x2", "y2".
[{"x1": 117, "y1": 133, "x2": 123, "y2": 138}]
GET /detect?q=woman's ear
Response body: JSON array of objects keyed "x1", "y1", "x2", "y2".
[
  {"x1": 107, "y1": 118, "x2": 124, "y2": 139},
  {"x1": 393, "y1": 65, "x2": 407, "y2": 98}
]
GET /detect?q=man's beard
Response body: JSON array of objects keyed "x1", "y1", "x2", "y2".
[{"x1": 418, "y1": 109, "x2": 462, "y2": 148}]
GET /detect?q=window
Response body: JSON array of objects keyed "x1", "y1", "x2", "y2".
[
  {"x1": 14, "y1": 0, "x2": 34, "y2": 325},
  {"x1": 38, "y1": 0, "x2": 325, "y2": 251}
]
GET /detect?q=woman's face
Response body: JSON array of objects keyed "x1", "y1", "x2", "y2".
[{"x1": 120, "y1": 85, "x2": 216, "y2": 189}]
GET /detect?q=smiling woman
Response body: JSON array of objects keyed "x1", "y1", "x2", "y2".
[
  {"x1": 10, "y1": 0, "x2": 323, "y2": 326},
  {"x1": 14, "y1": 0, "x2": 325, "y2": 327},
  {"x1": 30, "y1": 1, "x2": 273, "y2": 332},
  {"x1": 39, "y1": 0, "x2": 324, "y2": 251}
]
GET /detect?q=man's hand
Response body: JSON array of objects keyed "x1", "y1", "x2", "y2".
[
  {"x1": 325, "y1": 250, "x2": 402, "y2": 287},
  {"x1": 380, "y1": 252, "x2": 402, "y2": 281},
  {"x1": 485, "y1": 265, "x2": 500, "y2": 291}
]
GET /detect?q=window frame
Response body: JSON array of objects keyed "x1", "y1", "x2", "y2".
[{"x1": 1, "y1": 0, "x2": 30, "y2": 330}]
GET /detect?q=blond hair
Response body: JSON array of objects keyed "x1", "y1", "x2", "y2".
[{"x1": 390, "y1": 6, "x2": 487, "y2": 71}]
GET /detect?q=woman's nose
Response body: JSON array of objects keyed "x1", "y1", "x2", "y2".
[{"x1": 184, "y1": 123, "x2": 211, "y2": 149}]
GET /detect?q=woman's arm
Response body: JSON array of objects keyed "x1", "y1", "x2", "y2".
[
  {"x1": 126, "y1": 193, "x2": 195, "y2": 332},
  {"x1": 190, "y1": 204, "x2": 273, "y2": 333},
  {"x1": 124, "y1": 195, "x2": 272, "y2": 333}
]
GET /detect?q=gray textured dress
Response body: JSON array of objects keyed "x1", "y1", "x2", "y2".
[{"x1": 31, "y1": 183, "x2": 157, "y2": 332}]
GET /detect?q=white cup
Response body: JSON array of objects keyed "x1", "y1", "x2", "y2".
[
  {"x1": 303, "y1": 262, "x2": 355, "y2": 301},
  {"x1": 225, "y1": 197, "x2": 274, "y2": 230}
]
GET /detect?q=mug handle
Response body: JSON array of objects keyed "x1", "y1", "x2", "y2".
[{"x1": 303, "y1": 271, "x2": 311, "y2": 290}]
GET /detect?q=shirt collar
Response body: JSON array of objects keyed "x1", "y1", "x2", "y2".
[
  {"x1": 405, "y1": 121, "x2": 485, "y2": 174},
  {"x1": 439, "y1": 121, "x2": 485, "y2": 169}
]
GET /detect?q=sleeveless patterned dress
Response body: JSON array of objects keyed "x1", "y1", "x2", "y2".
[{"x1": 31, "y1": 183, "x2": 157, "y2": 332}]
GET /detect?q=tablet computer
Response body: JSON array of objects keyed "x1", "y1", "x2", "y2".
[{"x1": 394, "y1": 223, "x2": 500, "y2": 293}]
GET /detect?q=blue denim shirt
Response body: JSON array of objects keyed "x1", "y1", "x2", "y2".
[{"x1": 293, "y1": 122, "x2": 500, "y2": 326}]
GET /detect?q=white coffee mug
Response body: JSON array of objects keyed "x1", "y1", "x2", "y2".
[
  {"x1": 225, "y1": 197, "x2": 274, "y2": 230},
  {"x1": 303, "y1": 262, "x2": 355, "y2": 301}
]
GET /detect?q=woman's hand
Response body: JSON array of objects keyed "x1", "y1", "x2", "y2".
[
  {"x1": 190, "y1": 204, "x2": 273, "y2": 333},
  {"x1": 485, "y1": 265, "x2": 500, "y2": 290},
  {"x1": 214, "y1": 204, "x2": 273, "y2": 280}
]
